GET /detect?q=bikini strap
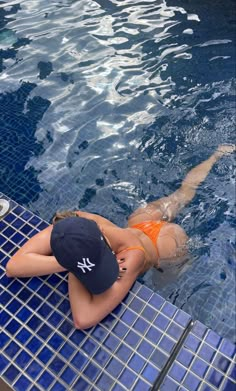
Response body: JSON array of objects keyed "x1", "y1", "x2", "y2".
[{"x1": 119, "y1": 246, "x2": 146, "y2": 255}]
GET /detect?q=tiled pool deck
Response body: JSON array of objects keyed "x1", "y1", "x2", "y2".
[{"x1": 0, "y1": 194, "x2": 235, "y2": 391}]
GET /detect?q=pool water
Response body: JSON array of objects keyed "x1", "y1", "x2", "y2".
[{"x1": 0, "y1": 0, "x2": 235, "y2": 341}]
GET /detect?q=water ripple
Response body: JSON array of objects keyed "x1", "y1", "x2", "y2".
[{"x1": 0, "y1": 0, "x2": 235, "y2": 339}]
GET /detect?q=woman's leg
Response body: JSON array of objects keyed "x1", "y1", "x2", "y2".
[{"x1": 128, "y1": 144, "x2": 235, "y2": 226}]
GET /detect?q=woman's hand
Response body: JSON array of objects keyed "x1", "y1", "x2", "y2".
[{"x1": 117, "y1": 256, "x2": 127, "y2": 280}]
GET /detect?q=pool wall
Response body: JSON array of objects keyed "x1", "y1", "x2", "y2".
[{"x1": 0, "y1": 194, "x2": 235, "y2": 391}]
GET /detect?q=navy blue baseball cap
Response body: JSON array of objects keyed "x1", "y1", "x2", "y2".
[{"x1": 50, "y1": 216, "x2": 119, "y2": 294}]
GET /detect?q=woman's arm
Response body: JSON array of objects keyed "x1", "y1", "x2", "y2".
[
  {"x1": 6, "y1": 225, "x2": 66, "y2": 278},
  {"x1": 68, "y1": 253, "x2": 141, "y2": 329}
]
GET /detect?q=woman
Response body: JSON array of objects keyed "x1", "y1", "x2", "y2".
[{"x1": 6, "y1": 144, "x2": 235, "y2": 329}]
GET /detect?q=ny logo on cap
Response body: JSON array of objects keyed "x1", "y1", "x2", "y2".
[{"x1": 77, "y1": 258, "x2": 95, "y2": 273}]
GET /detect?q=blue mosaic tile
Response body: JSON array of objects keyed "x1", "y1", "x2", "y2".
[
  {"x1": 206, "y1": 367, "x2": 224, "y2": 388},
  {"x1": 14, "y1": 374, "x2": 31, "y2": 391},
  {"x1": 228, "y1": 363, "x2": 236, "y2": 381},
  {"x1": 73, "y1": 376, "x2": 91, "y2": 391},
  {"x1": 91, "y1": 324, "x2": 109, "y2": 342},
  {"x1": 167, "y1": 322, "x2": 184, "y2": 340},
  {"x1": 61, "y1": 365, "x2": 77, "y2": 385},
  {"x1": 160, "y1": 376, "x2": 179, "y2": 391},
  {"x1": 7, "y1": 298, "x2": 21, "y2": 314},
  {"x1": 59, "y1": 343, "x2": 75, "y2": 360},
  {"x1": 0, "y1": 310, "x2": 11, "y2": 326},
  {"x1": 0, "y1": 355, "x2": 9, "y2": 373},
  {"x1": 184, "y1": 333, "x2": 201, "y2": 352},
  {"x1": 221, "y1": 378, "x2": 236, "y2": 391},
  {"x1": 142, "y1": 362, "x2": 160, "y2": 384},
  {"x1": 13, "y1": 205, "x2": 25, "y2": 215},
  {"x1": 119, "y1": 367, "x2": 137, "y2": 389},
  {"x1": 71, "y1": 351, "x2": 88, "y2": 371},
  {"x1": 26, "y1": 336, "x2": 42, "y2": 354},
  {"x1": 154, "y1": 313, "x2": 170, "y2": 330},
  {"x1": 81, "y1": 338, "x2": 99, "y2": 356},
  {"x1": 70, "y1": 329, "x2": 86, "y2": 346},
  {"x1": 219, "y1": 338, "x2": 236, "y2": 358},
  {"x1": 148, "y1": 293, "x2": 165, "y2": 309},
  {"x1": 48, "y1": 311, "x2": 63, "y2": 327},
  {"x1": 27, "y1": 277, "x2": 42, "y2": 291},
  {"x1": 48, "y1": 333, "x2": 64, "y2": 350},
  {"x1": 38, "y1": 302, "x2": 53, "y2": 318},
  {"x1": 124, "y1": 329, "x2": 141, "y2": 347},
  {"x1": 116, "y1": 343, "x2": 133, "y2": 362},
  {"x1": 7, "y1": 279, "x2": 23, "y2": 294},
  {"x1": 4, "y1": 340, "x2": 21, "y2": 359},
  {"x1": 28, "y1": 215, "x2": 41, "y2": 226},
  {"x1": 191, "y1": 357, "x2": 209, "y2": 378},
  {"x1": 213, "y1": 353, "x2": 231, "y2": 373},
  {"x1": 0, "y1": 332, "x2": 9, "y2": 349},
  {"x1": 146, "y1": 325, "x2": 162, "y2": 344},
  {"x1": 15, "y1": 328, "x2": 32, "y2": 344},
  {"x1": 1, "y1": 197, "x2": 235, "y2": 391},
  {"x1": 11, "y1": 218, "x2": 25, "y2": 229},
  {"x1": 0, "y1": 220, "x2": 8, "y2": 230},
  {"x1": 150, "y1": 348, "x2": 168, "y2": 370},
  {"x1": 37, "y1": 346, "x2": 54, "y2": 365},
  {"x1": 120, "y1": 308, "x2": 137, "y2": 325},
  {"x1": 37, "y1": 370, "x2": 54, "y2": 388},
  {"x1": 198, "y1": 343, "x2": 216, "y2": 362},
  {"x1": 37, "y1": 323, "x2": 53, "y2": 339},
  {"x1": 10, "y1": 231, "x2": 25, "y2": 245},
  {"x1": 112, "y1": 384, "x2": 126, "y2": 391},
  {"x1": 129, "y1": 297, "x2": 145, "y2": 313},
  {"x1": 84, "y1": 362, "x2": 100, "y2": 382},
  {"x1": 174, "y1": 310, "x2": 191, "y2": 327},
  {"x1": 5, "y1": 318, "x2": 21, "y2": 335},
  {"x1": 141, "y1": 304, "x2": 157, "y2": 321},
  {"x1": 59, "y1": 319, "x2": 74, "y2": 335},
  {"x1": 169, "y1": 362, "x2": 186, "y2": 382},
  {"x1": 106, "y1": 357, "x2": 123, "y2": 377},
  {"x1": 49, "y1": 356, "x2": 66, "y2": 374},
  {"x1": 26, "y1": 361, "x2": 43, "y2": 379},
  {"x1": 159, "y1": 335, "x2": 176, "y2": 354},
  {"x1": 183, "y1": 372, "x2": 201, "y2": 391},
  {"x1": 14, "y1": 350, "x2": 32, "y2": 369},
  {"x1": 96, "y1": 372, "x2": 114, "y2": 391},
  {"x1": 50, "y1": 381, "x2": 67, "y2": 391},
  {"x1": 133, "y1": 316, "x2": 150, "y2": 334},
  {"x1": 134, "y1": 378, "x2": 152, "y2": 391},
  {"x1": 137, "y1": 285, "x2": 152, "y2": 301},
  {"x1": 128, "y1": 354, "x2": 146, "y2": 373},
  {"x1": 102, "y1": 313, "x2": 117, "y2": 329},
  {"x1": 104, "y1": 334, "x2": 120, "y2": 351},
  {"x1": 205, "y1": 329, "x2": 222, "y2": 349},
  {"x1": 112, "y1": 320, "x2": 129, "y2": 338},
  {"x1": 37, "y1": 284, "x2": 51, "y2": 298},
  {"x1": 3, "y1": 364, "x2": 20, "y2": 382},
  {"x1": 137, "y1": 339, "x2": 155, "y2": 359}
]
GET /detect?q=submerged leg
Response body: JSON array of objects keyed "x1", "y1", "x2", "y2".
[{"x1": 128, "y1": 144, "x2": 235, "y2": 226}]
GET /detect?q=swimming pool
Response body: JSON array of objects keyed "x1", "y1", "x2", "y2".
[{"x1": 0, "y1": 0, "x2": 235, "y2": 341}]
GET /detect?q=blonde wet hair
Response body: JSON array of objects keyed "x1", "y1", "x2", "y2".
[{"x1": 52, "y1": 210, "x2": 79, "y2": 225}]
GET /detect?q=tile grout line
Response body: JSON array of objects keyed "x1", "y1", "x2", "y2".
[{"x1": 151, "y1": 319, "x2": 194, "y2": 391}]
